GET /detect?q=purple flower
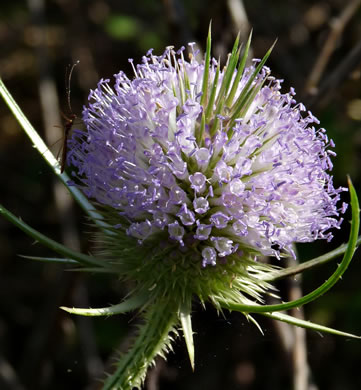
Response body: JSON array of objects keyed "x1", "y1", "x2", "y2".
[{"x1": 68, "y1": 43, "x2": 346, "y2": 269}]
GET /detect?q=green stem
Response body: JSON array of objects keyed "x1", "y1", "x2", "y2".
[
  {"x1": 263, "y1": 235, "x2": 361, "y2": 281},
  {"x1": 0, "y1": 78, "x2": 107, "y2": 229},
  {"x1": 103, "y1": 300, "x2": 178, "y2": 390}
]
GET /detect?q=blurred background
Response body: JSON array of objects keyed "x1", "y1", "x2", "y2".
[{"x1": 1, "y1": 0, "x2": 361, "y2": 389}]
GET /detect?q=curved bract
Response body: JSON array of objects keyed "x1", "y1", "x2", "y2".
[{"x1": 218, "y1": 177, "x2": 359, "y2": 314}]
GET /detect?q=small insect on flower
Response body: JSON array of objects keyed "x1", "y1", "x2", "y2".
[{"x1": 60, "y1": 60, "x2": 79, "y2": 173}]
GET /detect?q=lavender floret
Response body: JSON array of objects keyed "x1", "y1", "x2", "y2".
[{"x1": 68, "y1": 44, "x2": 346, "y2": 267}]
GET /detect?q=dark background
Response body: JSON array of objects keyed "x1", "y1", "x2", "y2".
[{"x1": 1, "y1": 0, "x2": 361, "y2": 389}]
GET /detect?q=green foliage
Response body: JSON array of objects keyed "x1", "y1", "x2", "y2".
[{"x1": 104, "y1": 15, "x2": 140, "y2": 40}]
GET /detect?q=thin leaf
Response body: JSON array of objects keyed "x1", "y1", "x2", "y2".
[
  {"x1": 218, "y1": 176, "x2": 359, "y2": 313},
  {"x1": 65, "y1": 267, "x2": 117, "y2": 273},
  {"x1": 200, "y1": 22, "x2": 212, "y2": 107},
  {"x1": 19, "y1": 255, "x2": 78, "y2": 264},
  {"x1": 19, "y1": 257, "x2": 118, "y2": 273},
  {"x1": 214, "y1": 33, "x2": 240, "y2": 107},
  {"x1": 260, "y1": 311, "x2": 361, "y2": 339},
  {"x1": 205, "y1": 60, "x2": 220, "y2": 121},
  {"x1": 176, "y1": 65, "x2": 186, "y2": 106},
  {"x1": 179, "y1": 300, "x2": 195, "y2": 370},
  {"x1": 227, "y1": 78, "x2": 266, "y2": 138},
  {"x1": 0, "y1": 203, "x2": 110, "y2": 270},
  {"x1": 229, "y1": 41, "x2": 276, "y2": 121},
  {"x1": 60, "y1": 292, "x2": 149, "y2": 316},
  {"x1": 226, "y1": 30, "x2": 253, "y2": 107},
  {"x1": 263, "y1": 235, "x2": 361, "y2": 281},
  {"x1": 237, "y1": 76, "x2": 267, "y2": 119},
  {"x1": 195, "y1": 111, "x2": 206, "y2": 146},
  {"x1": 208, "y1": 35, "x2": 242, "y2": 136}
]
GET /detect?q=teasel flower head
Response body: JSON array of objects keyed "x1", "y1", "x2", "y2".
[
  {"x1": 0, "y1": 22, "x2": 357, "y2": 389},
  {"x1": 67, "y1": 32, "x2": 347, "y2": 375}
]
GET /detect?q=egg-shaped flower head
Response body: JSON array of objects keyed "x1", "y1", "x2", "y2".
[{"x1": 68, "y1": 34, "x2": 346, "y2": 309}]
